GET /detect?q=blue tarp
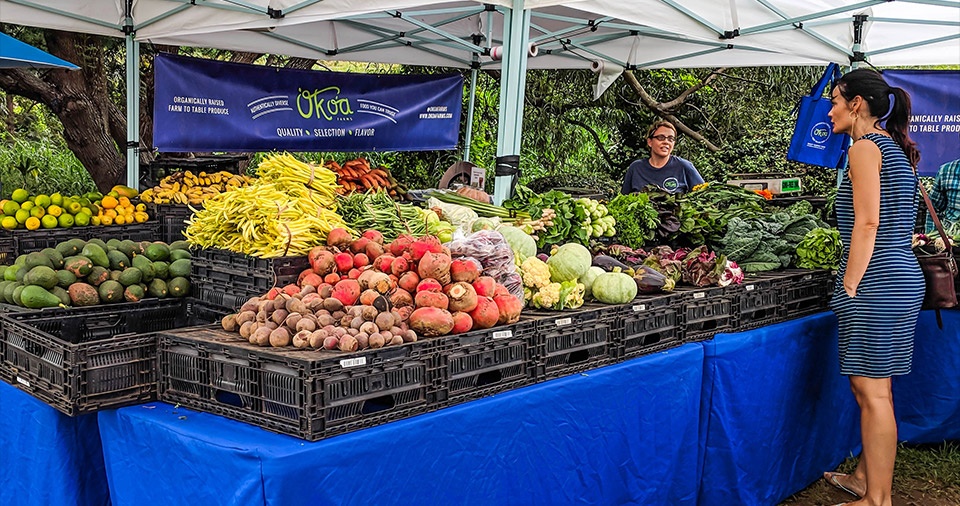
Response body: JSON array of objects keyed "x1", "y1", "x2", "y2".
[
  {"x1": 0, "y1": 32, "x2": 79, "y2": 69},
  {"x1": 895, "y1": 310, "x2": 960, "y2": 443},
  {"x1": 98, "y1": 343, "x2": 705, "y2": 506},
  {"x1": 698, "y1": 312, "x2": 862, "y2": 506},
  {"x1": 0, "y1": 382, "x2": 108, "y2": 506}
]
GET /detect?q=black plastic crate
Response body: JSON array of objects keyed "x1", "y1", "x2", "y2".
[
  {"x1": 158, "y1": 327, "x2": 434, "y2": 441},
  {"x1": 192, "y1": 286, "x2": 250, "y2": 313},
  {"x1": 0, "y1": 299, "x2": 187, "y2": 415},
  {"x1": 527, "y1": 303, "x2": 616, "y2": 382},
  {"x1": 0, "y1": 236, "x2": 14, "y2": 265},
  {"x1": 731, "y1": 273, "x2": 787, "y2": 331},
  {"x1": 151, "y1": 204, "x2": 195, "y2": 244},
  {"x1": 6, "y1": 221, "x2": 161, "y2": 255},
  {"x1": 676, "y1": 286, "x2": 736, "y2": 342},
  {"x1": 140, "y1": 155, "x2": 247, "y2": 188},
  {"x1": 430, "y1": 320, "x2": 536, "y2": 407},
  {"x1": 191, "y1": 249, "x2": 309, "y2": 300},
  {"x1": 613, "y1": 293, "x2": 682, "y2": 360},
  {"x1": 779, "y1": 269, "x2": 835, "y2": 319},
  {"x1": 184, "y1": 298, "x2": 231, "y2": 326}
]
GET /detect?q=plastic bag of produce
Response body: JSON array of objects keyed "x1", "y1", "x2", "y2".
[
  {"x1": 447, "y1": 230, "x2": 525, "y2": 300},
  {"x1": 427, "y1": 197, "x2": 479, "y2": 231}
]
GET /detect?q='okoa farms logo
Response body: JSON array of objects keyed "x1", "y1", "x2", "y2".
[
  {"x1": 663, "y1": 177, "x2": 680, "y2": 192},
  {"x1": 810, "y1": 122, "x2": 832, "y2": 144}
]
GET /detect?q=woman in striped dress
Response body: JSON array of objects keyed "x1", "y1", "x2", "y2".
[{"x1": 822, "y1": 69, "x2": 923, "y2": 506}]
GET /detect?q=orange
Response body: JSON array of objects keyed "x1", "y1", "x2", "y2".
[
  {"x1": 24, "y1": 216, "x2": 40, "y2": 230},
  {"x1": 101, "y1": 196, "x2": 119, "y2": 209}
]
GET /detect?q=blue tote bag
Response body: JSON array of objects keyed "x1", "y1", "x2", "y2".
[{"x1": 787, "y1": 63, "x2": 850, "y2": 168}]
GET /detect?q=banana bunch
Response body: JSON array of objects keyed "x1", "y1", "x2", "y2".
[
  {"x1": 184, "y1": 161, "x2": 350, "y2": 258},
  {"x1": 255, "y1": 153, "x2": 338, "y2": 209},
  {"x1": 141, "y1": 170, "x2": 254, "y2": 205}
]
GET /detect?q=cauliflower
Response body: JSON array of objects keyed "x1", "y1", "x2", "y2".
[
  {"x1": 531, "y1": 282, "x2": 561, "y2": 309},
  {"x1": 557, "y1": 280, "x2": 585, "y2": 310},
  {"x1": 521, "y1": 257, "x2": 551, "y2": 289}
]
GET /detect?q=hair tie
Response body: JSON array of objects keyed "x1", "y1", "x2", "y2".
[{"x1": 880, "y1": 92, "x2": 895, "y2": 120}]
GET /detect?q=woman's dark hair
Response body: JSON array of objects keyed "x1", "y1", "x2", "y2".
[{"x1": 835, "y1": 68, "x2": 920, "y2": 168}]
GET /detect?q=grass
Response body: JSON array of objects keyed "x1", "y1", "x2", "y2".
[
  {"x1": 781, "y1": 440, "x2": 960, "y2": 505},
  {"x1": 0, "y1": 139, "x2": 96, "y2": 199}
]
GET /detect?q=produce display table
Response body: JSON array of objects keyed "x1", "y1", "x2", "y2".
[
  {"x1": 0, "y1": 381, "x2": 109, "y2": 506},
  {"x1": 98, "y1": 343, "x2": 706, "y2": 506}
]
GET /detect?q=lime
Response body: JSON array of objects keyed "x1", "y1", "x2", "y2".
[
  {"x1": 0, "y1": 216, "x2": 17, "y2": 230},
  {"x1": 14, "y1": 209, "x2": 30, "y2": 224},
  {"x1": 74, "y1": 212, "x2": 91, "y2": 227},
  {"x1": 29, "y1": 206, "x2": 45, "y2": 219},
  {"x1": 66, "y1": 202, "x2": 82, "y2": 215},
  {"x1": 40, "y1": 214, "x2": 58, "y2": 229},
  {"x1": 24, "y1": 216, "x2": 40, "y2": 230},
  {"x1": 50, "y1": 193, "x2": 63, "y2": 206},
  {"x1": 34, "y1": 194, "x2": 51, "y2": 208},
  {"x1": 20, "y1": 201, "x2": 34, "y2": 211},
  {"x1": 90, "y1": 215, "x2": 101, "y2": 226},
  {"x1": 10, "y1": 189, "x2": 29, "y2": 204},
  {"x1": 57, "y1": 213, "x2": 74, "y2": 228},
  {"x1": 1, "y1": 200, "x2": 19, "y2": 216}
]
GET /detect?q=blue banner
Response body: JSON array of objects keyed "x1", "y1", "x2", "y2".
[
  {"x1": 884, "y1": 70, "x2": 960, "y2": 176},
  {"x1": 153, "y1": 54, "x2": 463, "y2": 153}
]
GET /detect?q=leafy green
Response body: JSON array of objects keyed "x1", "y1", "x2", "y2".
[
  {"x1": 795, "y1": 227, "x2": 842, "y2": 269},
  {"x1": 608, "y1": 193, "x2": 659, "y2": 249}
]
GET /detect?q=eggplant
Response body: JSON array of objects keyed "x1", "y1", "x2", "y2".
[
  {"x1": 592, "y1": 255, "x2": 635, "y2": 275},
  {"x1": 634, "y1": 265, "x2": 675, "y2": 293}
]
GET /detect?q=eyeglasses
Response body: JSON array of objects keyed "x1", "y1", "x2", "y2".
[{"x1": 650, "y1": 135, "x2": 676, "y2": 142}]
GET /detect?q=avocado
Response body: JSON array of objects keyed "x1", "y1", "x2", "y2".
[
  {"x1": 98, "y1": 280, "x2": 124, "y2": 304},
  {"x1": 41, "y1": 248, "x2": 65, "y2": 269},
  {"x1": 24, "y1": 252, "x2": 54, "y2": 270},
  {"x1": 68, "y1": 283, "x2": 100, "y2": 306},
  {"x1": 86, "y1": 266, "x2": 110, "y2": 286},
  {"x1": 167, "y1": 277, "x2": 190, "y2": 297},
  {"x1": 169, "y1": 240, "x2": 191, "y2": 251},
  {"x1": 144, "y1": 243, "x2": 170, "y2": 262},
  {"x1": 24, "y1": 265, "x2": 58, "y2": 290},
  {"x1": 50, "y1": 286, "x2": 71, "y2": 306},
  {"x1": 20, "y1": 285, "x2": 62, "y2": 309},
  {"x1": 0, "y1": 281, "x2": 9, "y2": 303},
  {"x1": 12, "y1": 284, "x2": 25, "y2": 306},
  {"x1": 3, "y1": 266, "x2": 17, "y2": 281},
  {"x1": 107, "y1": 250, "x2": 131, "y2": 270},
  {"x1": 15, "y1": 266, "x2": 28, "y2": 283},
  {"x1": 118, "y1": 240, "x2": 140, "y2": 259},
  {"x1": 55, "y1": 239, "x2": 85, "y2": 258},
  {"x1": 152, "y1": 261, "x2": 169, "y2": 280},
  {"x1": 56, "y1": 269, "x2": 78, "y2": 288},
  {"x1": 109, "y1": 270, "x2": 122, "y2": 281},
  {"x1": 168, "y1": 258, "x2": 191, "y2": 278},
  {"x1": 147, "y1": 278, "x2": 168, "y2": 298},
  {"x1": 86, "y1": 238, "x2": 108, "y2": 251},
  {"x1": 2, "y1": 282, "x2": 19, "y2": 304},
  {"x1": 123, "y1": 284, "x2": 145, "y2": 303},
  {"x1": 106, "y1": 238, "x2": 122, "y2": 250},
  {"x1": 64, "y1": 256, "x2": 94, "y2": 277},
  {"x1": 81, "y1": 243, "x2": 110, "y2": 268},
  {"x1": 168, "y1": 249, "x2": 191, "y2": 262},
  {"x1": 118, "y1": 268, "x2": 143, "y2": 287}
]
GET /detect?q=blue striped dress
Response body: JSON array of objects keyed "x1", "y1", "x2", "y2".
[{"x1": 829, "y1": 133, "x2": 924, "y2": 377}]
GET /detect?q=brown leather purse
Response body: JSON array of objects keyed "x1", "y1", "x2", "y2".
[{"x1": 915, "y1": 177, "x2": 957, "y2": 322}]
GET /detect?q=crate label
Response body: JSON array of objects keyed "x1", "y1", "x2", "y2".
[
  {"x1": 746, "y1": 284, "x2": 756, "y2": 291},
  {"x1": 492, "y1": 330, "x2": 513, "y2": 339},
  {"x1": 632, "y1": 304, "x2": 646, "y2": 312},
  {"x1": 555, "y1": 317, "x2": 572, "y2": 327},
  {"x1": 693, "y1": 292, "x2": 706, "y2": 299},
  {"x1": 16, "y1": 376, "x2": 29, "y2": 388},
  {"x1": 340, "y1": 357, "x2": 367, "y2": 369}
]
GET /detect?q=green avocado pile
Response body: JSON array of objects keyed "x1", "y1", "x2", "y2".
[{"x1": 0, "y1": 238, "x2": 191, "y2": 309}]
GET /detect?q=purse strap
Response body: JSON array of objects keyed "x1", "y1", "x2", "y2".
[{"x1": 916, "y1": 172, "x2": 952, "y2": 249}]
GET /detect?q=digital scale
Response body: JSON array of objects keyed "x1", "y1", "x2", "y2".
[{"x1": 726, "y1": 173, "x2": 802, "y2": 195}]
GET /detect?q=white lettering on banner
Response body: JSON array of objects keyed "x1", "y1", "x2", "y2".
[
  {"x1": 277, "y1": 128, "x2": 307, "y2": 137},
  {"x1": 354, "y1": 129, "x2": 375, "y2": 137},
  {"x1": 313, "y1": 128, "x2": 347, "y2": 137}
]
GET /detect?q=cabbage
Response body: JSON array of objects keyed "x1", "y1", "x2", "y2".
[
  {"x1": 592, "y1": 272, "x2": 638, "y2": 304},
  {"x1": 498, "y1": 225, "x2": 537, "y2": 260},
  {"x1": 580, "y1": 266, "x2": 605, "y2": 300},
  {"x1": 546, "y1": 243, "x2": 592, "y2": 282}
]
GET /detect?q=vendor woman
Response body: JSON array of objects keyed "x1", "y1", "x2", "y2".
[{"x1": 621, "y1": 121, "x2": 704, "y2": 194}]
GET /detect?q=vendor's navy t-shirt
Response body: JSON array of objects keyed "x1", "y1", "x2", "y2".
[{"x1": 621, "y1": 156, "x2": 704, "y2": 194}]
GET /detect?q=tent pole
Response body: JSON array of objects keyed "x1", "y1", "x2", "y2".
[
  {"x1": 124, "y1": 26, "x2": 140, "y2": 189},
  {"x1": 493, "y1": 0, "x2": 531, "y2": 205},
  {"x1": 464, "y1": 63, "x2": 478, "y2": 162}
]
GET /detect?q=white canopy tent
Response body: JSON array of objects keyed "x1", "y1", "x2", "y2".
[{"x1": 2, "y1": 0, "x2": 958, "y2": 200}]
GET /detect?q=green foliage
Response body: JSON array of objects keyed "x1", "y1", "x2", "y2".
[{"x1": 795, "y1": 227, "x2": 842, "y2": 269}]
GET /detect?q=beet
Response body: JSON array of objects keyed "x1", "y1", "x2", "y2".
[
  {"x1": 299, "y1": 272, "x2": 324, "y2": 288},
  {"x1": 373, "y1": 254, "x2": 395, "y2": 273},
  {"x1": 332, "y1": 279, "x2": 361, "y2": 306},
  {"x1": 321, "y1": 335, "x2": 339, "y2": 350},
  {"x1": 389, "y1": 234, "x2": 415, "y2": 257},
  {"x1": 388, "y1": 288, "x2": 412, "y2": 308},
  {"x1": 446, "y1": 281, "x2": 478, "y2": 313},
  {"x1": 410, "y1": 236, "x2": 443, "y2": 262},
  {"x1": 323, "y1": 272, "x2": 340, "y2": 285},
  {"x1": 398, "y1": 271, "x2": 420, "y2": 293},
  {"x1": 309, "y1": 247, "x2": 337, "y2": 276},
  {"x1": 364, "y1": 241, "x2": 385, "y2": 261},
  {"x1": 326, "y1": 228, "x2": 353, "y2": 250},
  {"x1": 359, "y1": 289, "x2": 380, "y2": 306},
  {"x1": 350, "y1": 237, "x2": 371, "y2": 255},
  {"x1": 353, "y1": 253, "x2": 370, "y2": 269},
  {"x1": 451, "y1": 311, "x2": 473, "y2": 334},
  {"x1": 299, "y1": 284, "x2": 317, "y2": 296},
  {"x1": 468, "y1": 297, "x2": 499, "y2": 329},
  {"x1": 417, "y1": 251, "x2": 452, "y2": 285},
  {"x1": 417, "y1": 278, "x2": 443, "y2": 293},
  {"x1": 338, "y1": 334, "x2": 359, "y2": 352},
  {"x1": 264, "y1": 287, "x2": 282, "y2": 300},
  {"x1": 408, "y1": 307, "x2": 455, "y2": 337},
  {"x1": 391, "y1": 257, "x2": 409, "y2": 277},
  {"x1": 450, "y1": 258, "x2": 482, "y2": 283},
  {"x1": 494, "y1": 294, "x2": 522, "y2": 325},
  {"x1": 362, "y1": 229, "x2": 384, "y2": 245},
  {"x1": 415, "y1": 290, "x2": 449, "y2": 310},
  {"x1": 334, "y1": 252, "x2": 354, "y2": 273},
  {"x1": 493, "y1": 284, "x2": 511, "y2": 298},
  {"x1": 472, "y1": 276, "x2": 497, "y2": 298},
  {"x1": 394, "y1": 305, "x2": 414, "y2": 322},
  {"x1": 359, "y1": 270, "x2": 391, "y2": 294},
  {"x1": 269, "y1": 327, "x2": 291, "y2": 347},
  {"x1": 348, "y1": 268, "x2": 361, "y2": 279}
]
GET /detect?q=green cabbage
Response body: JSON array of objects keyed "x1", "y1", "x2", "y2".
[
  {"x1": 547, "y1": 243, "x2": 592, "y2": 282},
  {"x1": 498, "y1": 225, "x2": 537, "y2": 260}
]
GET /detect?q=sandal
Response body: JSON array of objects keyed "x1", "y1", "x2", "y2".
[{"x1": 823, "y1": 472, "x2": 863, "y2": 499}]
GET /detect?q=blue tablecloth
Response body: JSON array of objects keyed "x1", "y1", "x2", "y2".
[
  {"x1": 99, "y1": 343, "x2": 705, "y2": 506},
  {"x1": 698, "y1": 312, "x2": 862, "y2": 506},
  {"x1": 895, "y1": 310, "x2": 960, "y2": 443},
  {"x1": 0, "y1": 381, "x2": 109, "y2": 506}
]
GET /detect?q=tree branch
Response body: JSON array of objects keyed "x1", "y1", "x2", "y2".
[
  {"x1": 563, "y1": 115, "x2": 620, "y2": 169},
  {"x1": 659, "y1": 68, "x2": 726, "y2": 110},
  {"x1": 622, "y1": 70, "x2": 721, "y2": 152}
]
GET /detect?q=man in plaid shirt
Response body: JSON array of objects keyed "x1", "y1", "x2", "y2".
[{"x1": 926, "y1": 158, "x2": 960, "y2": 233}]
